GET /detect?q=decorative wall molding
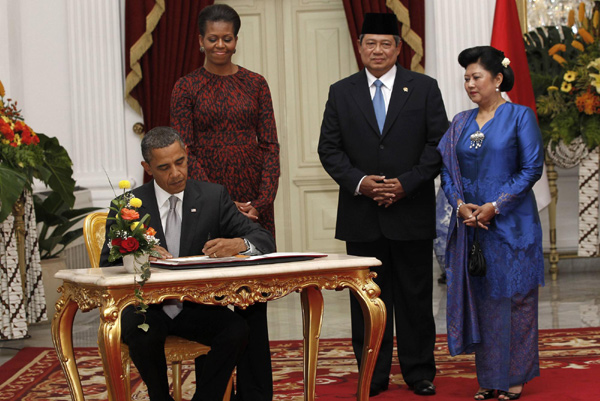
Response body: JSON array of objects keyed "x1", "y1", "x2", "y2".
[{"x1": 65, "y1": 1, "x2": 127, "y2": 190}]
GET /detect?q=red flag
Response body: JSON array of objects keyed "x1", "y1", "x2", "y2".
[
  {"x1": 492, "y1": 0, "x2": 550, "y2": 211},
  {"x1": 491, "y1": 0, "x2": 537, "y2": 116}
]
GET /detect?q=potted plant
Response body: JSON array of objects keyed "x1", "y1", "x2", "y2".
[
  {"x1": 34, "y1": 190, "x2": 99, "y2": 259},
  {"x1": 1, "y1": 80, "x2": 76, "y2": 222},
  {"x1": 33, "y1": 189, "x2": 99, "y2": 314}
]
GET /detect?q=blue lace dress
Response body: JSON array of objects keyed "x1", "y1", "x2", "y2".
[{"x1": 439, "y1": 103, "x2": 545, "y2": 391}]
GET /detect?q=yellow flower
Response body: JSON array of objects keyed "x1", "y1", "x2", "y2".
[
  {"x1": 1, "y1": 139, "x2": 9, "y2": 145},
  {"x1": 594, "y1": 10, "x2": 599, "y2": 28},
  {"x1": 548, "y1": 43, "x2": 566, "y2": 55},
  {"x1": 590, "y1": 73, "x2": 600, "y2": 93},
  {"x1": 572, "y1": 40, "x2": 585, "y2": 51},
  {"x1": 561, "y1": 82, "x2": 573, "y2": 92},
  {"x1": 119, "y1": 180, "x2": 131, "y2": 189},
  {"x1": 547, "y1": 86, "x2": 559, "y2": 91},
  {"x1": 0, "y1": 80, "x2": 4, "y2": 97},
  {"x1": 564, "y1": 71, "x2": 578, "y2": 82},
  {"x1": 579, "y1": 3, "x2": 586, "y2": 23},
  {"x1": 129, "y1": 197, "x2": 142, "y2": 208},
  {"x1": 568, "y1": 9, "x2": 575, "y2": 27},
  {"x1": 130, "y1": 221, "x2": 142, "y2": 231},
  {"x1": 552, "y1": 54, "x2": 568, "y2": 66},
  {"x1": 578, "y1": 27, "x2": 594, "y2": 44},
  {"x1": 589, "y1": 58, "x2": 600, "y2": 71}
]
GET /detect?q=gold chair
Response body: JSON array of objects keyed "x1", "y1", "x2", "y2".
[{"x1": 83, "y1": 212, "x2": 232, "y2": 401}]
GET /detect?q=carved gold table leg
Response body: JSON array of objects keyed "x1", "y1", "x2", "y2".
[
  {"x1": 51, "y1": 293, "x2": 84, "y2": 401},
  {"x1": 97, "y1": 299, "x2": 128, "y2": 401},
  {"x1": 349, "y1": 272, "x2": 386, "y2": 401},
  {"x1": 300, "y1": 286, "x2": 324, "y2": 401},
  {"x1": 546, "y1": 159, "x2": 560, "y2": 280}
]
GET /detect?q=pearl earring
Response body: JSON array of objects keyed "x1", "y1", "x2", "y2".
[
  {"x1": 496, "y1": 87, "x2": 500, "y2": 92},
  {"x1": 200, "y1": 46, "x2": 205, "y2": 53}
]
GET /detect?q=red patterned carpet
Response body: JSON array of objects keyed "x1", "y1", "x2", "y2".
[{"x1": 1, "y1": 328, "x2": 599, "y2": 400}]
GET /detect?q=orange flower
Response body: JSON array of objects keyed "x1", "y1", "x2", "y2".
[
  {"x1": 578, "y1": 28, "x2": 594, "y2": 44},
  {"x1": 548, "y1": 43, "x2": 566, "y2": 55},
  {"x1": 146, "y1": 227, "x2": 157, "y2": 237},
  {"x1": 572, "y1": 40, "x2": 585, "y2": 51},
  {"x1": 568, "y1": 9, "x2": 575, "y2": 27},
  {"x1": 576, "y1": 91, "x2": 600, "y2": 115},
  {"x1": 0, "y1": 80, "x2": 4, "y2": 97},
  {"x1": 552, "y1": 54, "x2": 568, "y2": 66},
  {"x1": 578, "y1": 3, "x2": 586, "y2": 23},
  {"x1": 120, "y1": 208, "x2": 140, "y2": 221}
]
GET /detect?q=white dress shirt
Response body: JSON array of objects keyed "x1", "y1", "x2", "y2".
[
  {"x1": 154, "y1": 181, "x2": 184, "y2": 231},
  {"x1": 356, "y1": 65, "x2": 398, "y2": 195}
]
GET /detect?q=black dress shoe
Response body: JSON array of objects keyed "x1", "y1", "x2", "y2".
[
  {"x1": 411, "y1": 379, "x2": 436, "y2": 396},
  {"x1": 369, "y1": 383, "x2": 389, "y2": 397}
]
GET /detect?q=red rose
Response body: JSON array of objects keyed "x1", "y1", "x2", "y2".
[
  {"x1": 9, "y1": 142, "x2": 17, "y2": 147},
  {"x1": 119, "y1": 237, "x2": 139, "y2": 253},
  {"x1": 111, "y1": 238, "x2": 122, "y2": 247}
]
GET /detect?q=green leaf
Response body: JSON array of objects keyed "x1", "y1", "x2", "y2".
[
  {"x1": 36, "y1": 133, "x2": 76, "y2": 208},
  {"x1": 137, "y1": 323, "x2": 149, "y2": 332},
  {"x1": 0, "y1": 165, "x2": 29, "y2": 223}
]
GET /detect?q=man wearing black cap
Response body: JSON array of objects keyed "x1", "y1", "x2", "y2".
[{"x1": 318, "y1": 12, "x2": 448, "y2": 397}]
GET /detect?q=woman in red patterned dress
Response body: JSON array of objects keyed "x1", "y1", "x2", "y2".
[
  {"x1": 171, "y1": 5, "x2": 280, "y2": 238},
  {"x1": 170, "y1": 5, "x2": 279, "y2": 401}
]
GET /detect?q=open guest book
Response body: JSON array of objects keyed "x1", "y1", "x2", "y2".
[{"x1": 151, "y1": 252, "x2": 328, "y2": 270}]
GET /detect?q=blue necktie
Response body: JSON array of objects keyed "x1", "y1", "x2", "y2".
[{"x1": 373, "y1": 79, "x2": 386, "y2": 134}]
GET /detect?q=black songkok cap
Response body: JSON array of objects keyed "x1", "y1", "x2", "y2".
[{"x1": 360, "y1": 13, "x2": 400, "y2": 36}]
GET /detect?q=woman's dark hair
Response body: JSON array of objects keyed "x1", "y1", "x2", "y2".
[
  {"x1": 197, "y1": 4, "x2": 241, "y2": 36},
  {"x1": 458, "y1": 46, "x2": 515, "y2": 92}
]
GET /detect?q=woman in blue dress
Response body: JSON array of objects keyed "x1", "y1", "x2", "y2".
[{"x1": 438, "y1": 46, "x2": 545, "y2": 400}]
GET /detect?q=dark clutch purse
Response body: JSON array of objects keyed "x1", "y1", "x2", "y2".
[{"x1": 468, "y1": 216, "x2": 486, "y2": 277}]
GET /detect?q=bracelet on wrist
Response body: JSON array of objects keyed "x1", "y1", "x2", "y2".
[
  {"x1": 457, "y1": 201, "x2": 465, "y2": 212},
  {"x1": 491, "y1": 201, "x2": 500, "y2": 215}
]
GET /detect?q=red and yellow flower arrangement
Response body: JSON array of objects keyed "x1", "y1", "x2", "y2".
[
  {"x1": 106, "y1": 180, "x2": 160, "y2": 263},
  {"x1": 0, "y1": 79, "x2": 76, "y2": 222},
  {"x1": 526, "y1": 2, "x2": 600, "y2": 151},
  {"x1": 106, "y1": 179, "x2": 160, "y2": 330}
]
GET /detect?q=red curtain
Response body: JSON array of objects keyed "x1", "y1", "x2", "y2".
[
  {"x1": 342, "y1": 0, "x2": 425, "y2": 71},
  {"x1": 125, "y1": 0, "x2": 213, "y2": 132}
]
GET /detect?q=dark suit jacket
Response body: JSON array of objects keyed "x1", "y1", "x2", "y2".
[
  {"x1": 318, "y1": 65, "x2": 448, "y2": 242},
  {"x1": 100, "y1": 179, "x2": 275, "y2": 266}
]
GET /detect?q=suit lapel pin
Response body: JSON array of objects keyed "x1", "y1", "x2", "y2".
[
  {"x1": 191, "y1": 208, "x2": 197, "y2": 213},
  {"x1": 403, "y1": 87, "x2": 408, "y2": 92}
]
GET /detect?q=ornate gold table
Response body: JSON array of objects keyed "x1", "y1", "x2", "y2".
[{"x1": 51, "y1": 254, "x2": 385, "y2": 401}]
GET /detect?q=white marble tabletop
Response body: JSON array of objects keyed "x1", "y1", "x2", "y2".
[{"x1": 55, "y1": 253, "x2": 382, "y2": 286}]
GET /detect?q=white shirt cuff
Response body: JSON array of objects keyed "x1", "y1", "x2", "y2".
[{"x1": 355, "y1": 176, "x2": 367, "y2": 196}]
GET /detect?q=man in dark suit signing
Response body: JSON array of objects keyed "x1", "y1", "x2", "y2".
[
  {"x1": 100, "y1": 126, "x2": 275, "y2": 401},
  {"x1": 318, "y1": 13, "x2": 448, "y2": 397}
]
